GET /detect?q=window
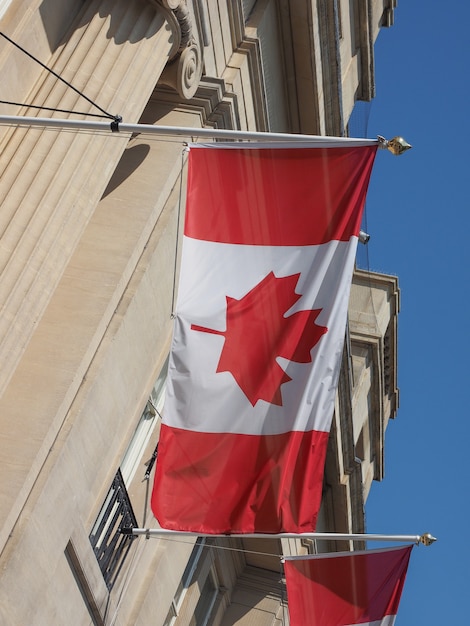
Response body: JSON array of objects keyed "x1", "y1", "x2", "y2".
[
  {"x1": 120, "y1": 356, "x2": 168, "y2": 484},
  {"x1": 336, "y1": 0, "x2": 343, "y2": 39},
  {"x1": 89, "y1": 358, "x2": 168, "y2": 590},
  {"x1": 242, "y1": 0, "x2": 257, "y2": 22},
  {"x1": 164, "y1": 539, "x2": 220, "y2": 626},
  {"x1": 383, "y1": 323, "x2": 392, "y2": 395},
  {"x1": 164, "y1": 539, "x2": 206, "y2": 625},
  {"x1": 190, "y1": 569, "x2": 218, "y2": 626}
]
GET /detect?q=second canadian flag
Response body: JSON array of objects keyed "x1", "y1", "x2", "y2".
[{"x1": 284, "y1": 545, "x2": 413, "y2": 625}]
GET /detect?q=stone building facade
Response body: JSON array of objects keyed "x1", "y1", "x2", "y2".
[{"x1": 0, "y1": 1, "x2": 398, "y2": 624}]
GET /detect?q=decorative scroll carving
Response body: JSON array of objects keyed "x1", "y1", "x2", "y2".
[{"x1": 150, "y1": 0, "x2": 203, "y2": 99}]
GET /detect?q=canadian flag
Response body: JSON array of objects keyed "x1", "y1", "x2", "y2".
[
  {"x1": 152, "y1": 142, "x2": 377, "y2": 533},
  {"x1": 284, "y1": 545, "x2": 413, "y2": 625}
]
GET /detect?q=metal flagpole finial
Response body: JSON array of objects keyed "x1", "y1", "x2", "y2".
[
  {"x1": 419, "y1": 533, "x2": 437, "y2": 546},
  {"x1": 377, "y1": 135, "x2": 412, "y2": 155}
]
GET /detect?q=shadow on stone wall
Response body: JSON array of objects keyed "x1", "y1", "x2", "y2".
[
  {"x1": 101, "y1": 142, "x2": 151, "y2": 199},
  {"x1": 39, "y1": 0, "x2": 164, "y2": 52}
]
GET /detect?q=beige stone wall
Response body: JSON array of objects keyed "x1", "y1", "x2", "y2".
[{"x1": 0, "y1": 2, "x2": 202, "y2": 623}]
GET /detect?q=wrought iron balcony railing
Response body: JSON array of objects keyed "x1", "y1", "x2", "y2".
[{"x1": 89, "y1": 468, "x2": 138, "y2": 591}]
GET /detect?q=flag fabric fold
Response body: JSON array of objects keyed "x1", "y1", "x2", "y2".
[
  {"x1": 152, "y1": 141, "x2": 377, "y2": 533},
  {"x1": 284, "y1": 545, "x2": 413, "y2": 626}
]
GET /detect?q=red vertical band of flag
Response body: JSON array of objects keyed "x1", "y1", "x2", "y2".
[
  {"x1": 152, "y1": 142, "x2": 377, "y2": 534},
  {"x1": 284, "y1": 545, "x2": 413, "y2": 626}
]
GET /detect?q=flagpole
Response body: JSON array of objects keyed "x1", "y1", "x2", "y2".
[
  {"x1": 0, "y1": 113, "x2": 377, "y2": 141},
  {"x1": 121, "y1": 528, "x2": 436, "y2": 546},
  {"x1": 0, "y1": 114, "x2": 394, "y2": 147}
]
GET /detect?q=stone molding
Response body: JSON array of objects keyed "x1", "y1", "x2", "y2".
[
  {"x1": 151, "y1": 77, "x2": 240, "y2": 130},
  {"x1": 151, "y1": 0, "x2": 203, "y2": 99}
]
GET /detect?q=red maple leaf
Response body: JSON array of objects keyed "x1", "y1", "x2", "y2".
[{"x1": 191, "y1": 272, "x2": 328, "y2": 406}]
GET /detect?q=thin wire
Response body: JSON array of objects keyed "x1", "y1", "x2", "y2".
[
  {"x1": 0, "y1": 31, "x2": 117, "y2": 121},
  {"x1": 359, "y1": 103, "x2": 383, "y2": 335},
  {"x1": 142, "y1": 479, "x2": 150, "y2": 527},
  {"x1": 0, "y1": 100, "x2": 114, "y2": 120},
  {"x1": 154, "y1": 534, "x2": 284, "y2": 560},
  {"x1": 105, "y1": 534, "x2": 284, "y2": 625},
  {"x1": 347, "y1": 101, "x2": 382, "y2": 334},
  {"x1": 170, "y1": 147, "x2": 187, "y2": 317},
  {"x1": 279, "y1": 559, "x2": 288, "y2": 626}
]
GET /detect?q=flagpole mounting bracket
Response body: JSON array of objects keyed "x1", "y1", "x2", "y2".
[{"x1": 110, "y1": 115, "x2": 122, "y2": 132}]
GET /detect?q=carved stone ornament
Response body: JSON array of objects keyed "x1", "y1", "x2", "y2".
[{"x1": 149, "y1": 0, "x2": 203, "y2": 99}]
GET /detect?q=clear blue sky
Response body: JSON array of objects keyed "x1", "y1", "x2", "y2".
[{"x1": 357, "y1": 3, "x2": 469, "y2": 624}]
